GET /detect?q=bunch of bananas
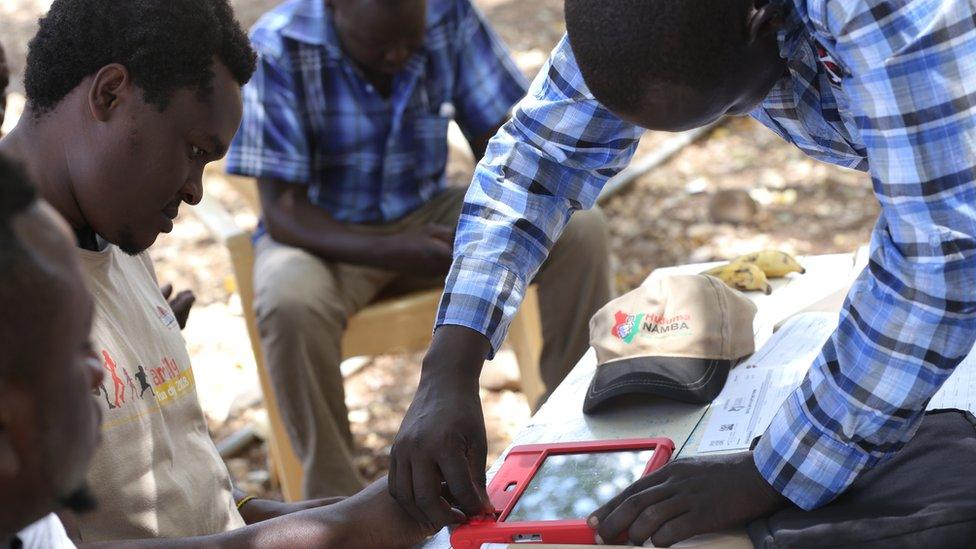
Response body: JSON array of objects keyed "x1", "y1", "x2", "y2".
[{"x1": 702, "y1": 250, "x2": 805, "y2": 294}]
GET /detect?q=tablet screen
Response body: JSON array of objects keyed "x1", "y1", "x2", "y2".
[{"x1": 503, "y1": 449, "x2": 655, "y2": 522}]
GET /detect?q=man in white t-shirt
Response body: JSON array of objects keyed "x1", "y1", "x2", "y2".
[
  {"x1": 0, "y1": 1, "x2": 452, "y2": 547},
  {"x1": 0, "y1": 156, "x2": 98, "y2": 548}
]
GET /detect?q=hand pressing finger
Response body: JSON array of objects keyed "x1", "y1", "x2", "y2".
[
  {"x1": 594, "y1": 483, "x2": 674, "y2": 544},
  {"x1": 588, "y1": 470, "x2": 666, "y2": 532},
  {"x1": 411, "y1": 459, "x2": 459, "y2": 527},
  {"x1": 390, "y1": 457, "x2": 428, "y2": 527},
  {"x1": 440, "y1": 452, "x2": 491, "y2": 517},
  {"x1": 624, "y1": 499, "x2": 689, "y2": 546},
  {"x1": 467, "y1": 447, "x2": 493, "y2": 515},
  {"x1": 650, "y1": 513, "x2": 701, "y2": 548}
]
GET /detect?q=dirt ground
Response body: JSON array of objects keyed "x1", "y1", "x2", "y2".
[{"x1": 0, "y1": 0, "x2": 877, "y2": 500}]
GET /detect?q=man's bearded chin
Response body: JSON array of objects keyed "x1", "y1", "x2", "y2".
[
  {"x1": 117, "y1": 226, "x2": 150, "y2": 256},
  {"x1": 59, "y1": 484, "x2": 97, "y2": 513}
]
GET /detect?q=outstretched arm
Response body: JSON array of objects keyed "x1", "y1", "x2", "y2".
[{"x1": 389, "y1": 35, "x2": 643, "y2": 526}]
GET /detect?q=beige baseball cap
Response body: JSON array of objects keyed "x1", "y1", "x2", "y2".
[{"x1": 583, "y1": 274, "x2": 757, "y2": 413}]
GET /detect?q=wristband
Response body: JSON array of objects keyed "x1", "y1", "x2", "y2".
[{"x1": 235, "y1": 495, "x2": 257, "y2": 510}]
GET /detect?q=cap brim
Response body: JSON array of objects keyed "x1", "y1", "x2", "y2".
[{"x1": 583, "y1": 356, "x2": 732, "y2": 414}]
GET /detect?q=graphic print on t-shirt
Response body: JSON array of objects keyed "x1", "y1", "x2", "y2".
[
  {"x1": 97, "y1": 348, "x2": 198, "y2": 430},
  {"x1": 124, "y1": 367, "x2": 138, "y2": 399},
  {"x1": 94, "y1": 381, "x2": 115, "y2": 409},
  {"x1": 102, "y1": 350, "x2": 126, "y2": 408},
  {"x1": 135, "y1": 365, "x2": 155, "y2": 397}
]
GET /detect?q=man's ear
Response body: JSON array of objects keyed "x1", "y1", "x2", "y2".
[
  {"x1": 746, "y1": 2, "x2": 783, "y2": 45},
  {"x1": 88, "y1": 64, "x2": 131, "y2": 123}
]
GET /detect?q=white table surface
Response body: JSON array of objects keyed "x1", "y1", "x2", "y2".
[{"x1": 422, "y1": 251, "x2": 866, "y2": 548}]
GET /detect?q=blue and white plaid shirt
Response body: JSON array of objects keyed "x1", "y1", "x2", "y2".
[
  {"x1": 438, "y1": 0, "x2": 976, "y2": 510},
  {"x1": 226, "y1": 0, "x2": 526, "y2": 225}
]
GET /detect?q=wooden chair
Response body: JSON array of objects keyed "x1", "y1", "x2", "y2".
[{"x1": 193, "y1": 177, "x2": 545, "y2": 501}]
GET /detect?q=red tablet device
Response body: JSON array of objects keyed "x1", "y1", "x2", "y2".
[{"x1": 451, "y1": 437, "x2": 674, "y2": 547}]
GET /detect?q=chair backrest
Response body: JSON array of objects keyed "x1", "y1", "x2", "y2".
[{"x1": 342, "y1": 288, "x2": 444, "y2": 359}]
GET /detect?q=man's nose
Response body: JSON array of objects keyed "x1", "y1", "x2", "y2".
[{"x1": 181, "y1": 172, "x2": 204, "y2": 206}]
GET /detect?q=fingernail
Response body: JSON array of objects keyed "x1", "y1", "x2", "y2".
[{"x1": 587, "y1": 516, "x2": 598, "y2": 528}]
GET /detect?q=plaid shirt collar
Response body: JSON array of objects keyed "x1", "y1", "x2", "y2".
[
  {"x1": 277, "y1": 0, "x2": 330, "y2": 48},
  {"x1": 752, "y1": 0, "x2": 867, "y2": 171},
  {"x1": 776, "y1": 0, "x2": 806, "y2": 61},
  {"x1": 776, "y1": 0, "x2": 849, "y2": 82}
]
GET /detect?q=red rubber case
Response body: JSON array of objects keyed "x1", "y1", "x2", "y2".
[{"x1": 450, "y1": 438, "x2": 675, "y2": 547}]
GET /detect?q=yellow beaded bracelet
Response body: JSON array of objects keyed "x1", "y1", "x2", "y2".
[{"x1": 235, "y1": 495, "x2": 257, "y2": 510}]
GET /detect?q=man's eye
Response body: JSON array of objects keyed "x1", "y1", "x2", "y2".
[{"x1": 190, "y1": 145, "x2": 207, "y2": 159}]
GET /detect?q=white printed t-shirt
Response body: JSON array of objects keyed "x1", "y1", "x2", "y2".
[{"x1": 75, "y1": 245, "x2": 244, "y2": 541}]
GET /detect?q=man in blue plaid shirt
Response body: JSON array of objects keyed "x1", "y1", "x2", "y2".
[
  {"x1": 226, "y1": 0, "x2": 613, "y2": 499},
  {"x1": 389, "y1": 0, "x2": 976, "y2": 544}
]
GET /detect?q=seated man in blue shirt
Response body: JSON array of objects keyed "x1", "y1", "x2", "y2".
[
  {"x1": 389, "y1": 0, "x2": 976, "y2": 545},
  {"x1": 227, "y1": 0, "x2": 613, "y2": 499}
]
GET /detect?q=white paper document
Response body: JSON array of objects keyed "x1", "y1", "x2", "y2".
[
  {"x1": 928, "y1": 349, "x2": 976, "y2": 411},
  {"x1": 697, "y1": 313, "x2": 836, "y2": 453},
  {"x1": 697, "y1": 311, "x2": 976, "y2": 454}
]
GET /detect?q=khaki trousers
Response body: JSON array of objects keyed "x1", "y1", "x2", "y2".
[{"x1": 253, "y1": 187, "x2": 612, "y2": 497}]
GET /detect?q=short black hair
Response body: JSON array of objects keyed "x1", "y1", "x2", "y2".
[
  {"x1": 25, "y1": 0, "x2": 257, "y2": 116},
  {"x1": 565, "y1": 0, "x2": 745, "y2": 114},
  {"x1": 0, "y1": 155, "x2": 49, "y2": 381}
]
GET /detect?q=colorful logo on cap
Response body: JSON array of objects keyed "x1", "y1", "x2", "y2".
[{"x1": 612, "y1": 311, "x2": 644, "y2": 343}]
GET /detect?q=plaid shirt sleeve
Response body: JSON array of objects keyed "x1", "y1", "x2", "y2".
[
  {"x1": 450, "y1": 0, "x2": 528, "y2": 140},
  {"x1": 436, "y1": 36, "x2": 643, "y2": 355},
  {"x1": 225, "y1": 36, "x2": 311, "y2": 185},
  {"x1": 754, "y1": 0, "x2": 976, "y2": 510}
]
